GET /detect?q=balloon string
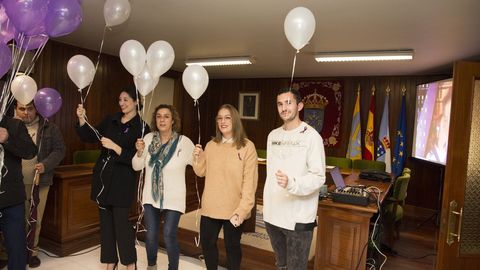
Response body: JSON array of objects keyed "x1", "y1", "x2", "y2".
[
  {"x1": 84, "y1": 25, "x2": 108, "y2": 102},
  {"x1": 0, "y1": 145, "x2": 5, "y2": 194},
  {"x1": 194, "y1": 173, "x2": 201, "y2": 247},
  {"x1": 289, "y1": 50, "x2": 299, "y2": 90},
  {"x1": 193, "y1": 99, "x2": 202, "y2": 247},
  {"x1": 26, "y1": 176, "x2": 38, "y2": 253},
  {"x1": 145, "y1": 90, "x2": 155, "y2": 123},
  {"x1": 195, "y1": 100, "x2": 201, "y2": 144},
  {"x1": 134, "y1": 87, "x2": 147, "y2": 138},
  {"x1": 26, "y1": 120, "x2": 46, "y2": 252},
  {"x1": 135, "y1": 169, "x2": 146, "y2": 245},
  {"x1": 36, "y1": 119, "x2": 46, "y2": 156},
  {"x1": 83, "y1": 114, "x2": 102, "y2": 141},
  {"x1": 24, "y1": 35, "x2": 49, "y2": 76},
  {"x1": 141, "y1": 95, "x2": 146, "y2": 137},
  {"x1": 1, "y1": 34, "x2": 30, "y2": 116},
  {"x1": 79, "y1": 89, "x2": 85, "y2": 105}
]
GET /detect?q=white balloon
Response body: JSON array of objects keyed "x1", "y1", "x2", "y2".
[
  {"x1": 146, "y1": 40, "x2": 175, "y2": 78},
  {"x1": 104, "y1": 0, "x2": 131, "y2": 27},
  {"x1": 11, "y1": 75, "x2": 37, "y2": 105},
  {"x1": 284, "y1": 7, "x2": 316, "y2": 51},
  {"x1": 67, "y1": 55, "x2": 95, "y2": 90},
  {"x1": 134, "y1": 66, "x2": 159, "y2": 96},
  {"x1": 182, "y1": 65, "x2": 209, "y2": 100},
  {"x1": 120, "y1": 40, "x2": 146, "y2": 77}
]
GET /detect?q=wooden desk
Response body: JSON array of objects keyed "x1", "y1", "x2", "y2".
[
  {"x1": 314, "y1": 170, "x2": 392, "y2": 270},
  {"x1": 40, "y1": 164, "x2": 139, "y2": 256}
]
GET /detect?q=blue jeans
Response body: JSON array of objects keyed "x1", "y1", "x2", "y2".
[
  {"x1": 0, "y1": 203, "x2": 26, "y2": 270},
  {"x1": 144, "y1": 204, "x2": 181, "y2": 270}
]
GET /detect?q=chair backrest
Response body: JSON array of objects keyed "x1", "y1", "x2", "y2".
[
  {"x1": 73, "y1": 150, "x2": 101, "y2": 164},
  {"x1": 256, "y1": 149, "x2": 267, "y2": 159},
  {"x1": 352, "y1": 159, "x2": 386, "y2": 171},
  {"x1": 392, "y1": 174, "x2": 411, "y2": 201},
  {"x1": 326, "y1": 156, "x2": 352, "y2": 169},
  {"x1": 402, "y1": 167, "x2": 411, "y2": 175}
]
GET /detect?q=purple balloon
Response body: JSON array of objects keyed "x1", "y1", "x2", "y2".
[
  {"x1": 45, "y1": 0, "x2": 82, "y2": 38},
  {"x1": 0, "y1": 42, "x2": 12, "y2": 78},
  {"x1": 0, "y1": 4, "x2": 8, "y2": 24},
  {"x1": 15, "y1": 32, "x2": 48, "y2": 51},
  {"x1": 0, "y1": 19, "x2": 16, "y2": 44},
  {"x1": 34, "y1": 87, "x2": 62, "y2": 119},
  {"x1": 3, "y1": 0, "x2": 48, "y2": 34}
]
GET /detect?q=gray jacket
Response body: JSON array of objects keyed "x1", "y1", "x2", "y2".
[{"x1": 36, "y1": 117, "x2": 66, "y2": 186}]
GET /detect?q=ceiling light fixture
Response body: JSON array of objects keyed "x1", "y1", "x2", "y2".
[
  {"x1": 185, "y1": 56, "x2": 254, "y2": 67},
  {"x1": 314, "y1": 50, "x2": 414, "y2": 62}
]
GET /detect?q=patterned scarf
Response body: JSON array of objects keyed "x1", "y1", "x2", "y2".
[{"x1": 148, "y1": 131, "x2": 179, "y2": 208}]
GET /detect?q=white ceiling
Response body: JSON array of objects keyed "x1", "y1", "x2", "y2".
[{"x1": 54, "y1": 0, "x2": 480, "y2": 79}]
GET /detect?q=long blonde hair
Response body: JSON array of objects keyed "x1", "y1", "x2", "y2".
[{"x1": 212, "y1": 104, "x2": 247, "y2": 149}]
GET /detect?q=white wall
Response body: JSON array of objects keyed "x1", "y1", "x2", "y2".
[{"x1": 141, "y1": 77, "x2": 174, "y2": 126}]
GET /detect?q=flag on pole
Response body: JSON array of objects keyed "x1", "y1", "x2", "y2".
[
  {"x1": 377, "y1": 88, "x2": 391, "y2": 172},
  {"x1": 392, "y1": 89, "x2": 407, "y2": 177},
  {"x1": 346, "y1": 87, "x2": 362, "y2": 160},
  {"x1": 364, "y1": 86, "x2": 375, "y2": 160}
]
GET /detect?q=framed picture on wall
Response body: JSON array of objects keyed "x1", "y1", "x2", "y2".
[{"x1": 239, "y1": 92, "x2": 260, "y2": 120}]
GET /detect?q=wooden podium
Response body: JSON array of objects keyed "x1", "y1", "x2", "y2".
[{"x1": 40, "y1": 164, "x2": 139, "y2": 256}]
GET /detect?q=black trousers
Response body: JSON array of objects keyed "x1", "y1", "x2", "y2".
[
  {"x1": 99, "y1": 206, "x2": 136, "y2": 265},
  {"x1": 200, "y1": 216, "x2": 244, "y2": 270}
]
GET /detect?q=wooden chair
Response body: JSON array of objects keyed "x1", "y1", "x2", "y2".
[
  {"x1": 352, "y1": 159, "x2": 386, "y2": 171},
  {"x1": 73, "y1": 150, "x2": 101, "y2": 164},
  {"x1": 326, "y1": 156, "x2": 352, "y2": 169},
  {"x1": 382, "y1": 173, "x2": 411, "y2": 247}
]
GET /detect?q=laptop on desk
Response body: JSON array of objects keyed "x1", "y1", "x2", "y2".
[{"x1": 326, "y1": 167, "x2": 346, "y2": 190}]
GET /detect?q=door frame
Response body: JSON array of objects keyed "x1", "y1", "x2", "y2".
[{"x1": 436, "y1": 61, "x2": 480, "y2": 269}]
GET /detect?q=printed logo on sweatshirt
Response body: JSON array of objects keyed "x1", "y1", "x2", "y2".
[{"x1": 271, "y1": 140, "x2": 300, "y2": 146}]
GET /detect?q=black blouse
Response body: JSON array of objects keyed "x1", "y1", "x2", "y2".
[{"x1": 77, "y1": 112, "x2": 150, "y2": 207}]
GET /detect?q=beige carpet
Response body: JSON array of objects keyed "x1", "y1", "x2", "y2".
[{"x1": 179, "y1": 205, "x2": 317, "y2": 260}]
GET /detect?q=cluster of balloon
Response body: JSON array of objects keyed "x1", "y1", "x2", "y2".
[
  {"x1": 1, "y1": 0, "x2": 82, "y2": 51},
  {"x1": 10, "y1": 74, "x2": 62, "y2": 118},
  {"x1": 65, "y1": 0, "x2": 132, "y2": 106},
  {"x1": 120, "y1": 39, "x2": 175, "y2": 97}
]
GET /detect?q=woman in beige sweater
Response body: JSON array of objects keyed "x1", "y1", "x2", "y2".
[{"x1": 192, "y1": 104, "x2": 258, "y2": 270}]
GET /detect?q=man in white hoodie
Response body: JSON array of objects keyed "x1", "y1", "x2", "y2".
[{"x1": 263, "y1": 88, "x2": 326, "y2": 269}]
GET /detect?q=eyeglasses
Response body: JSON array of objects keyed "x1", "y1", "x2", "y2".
[{"x1": 216, "y1": 116, "x2": 232, "y2": 122}]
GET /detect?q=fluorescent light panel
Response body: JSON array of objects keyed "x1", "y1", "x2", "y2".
[
  {"x1": 185, "y1": 56, "x2": 253, "y2": 66},
  {"x1": 315, "y1": 50, "x2": 414, "y2": 62}
]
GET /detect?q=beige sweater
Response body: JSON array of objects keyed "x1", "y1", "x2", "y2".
[{"x1": 193, "y1": 139, "x2": 258, "y2": 220}]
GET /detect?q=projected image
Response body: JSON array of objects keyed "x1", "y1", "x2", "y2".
[{"x1": 412, "y1": 79, "x2": 452, "y2": 165}]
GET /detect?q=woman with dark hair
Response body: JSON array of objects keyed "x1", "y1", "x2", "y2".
[
  {"x1": 132, "y1": 104, "x2": 194, "y2": 270},
  {"x1": 192, "y1": 104, "x2": 258, "y2": 270},
  {"x1": 76, "y1": 86, "x2": 149, "y2": 270}
]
